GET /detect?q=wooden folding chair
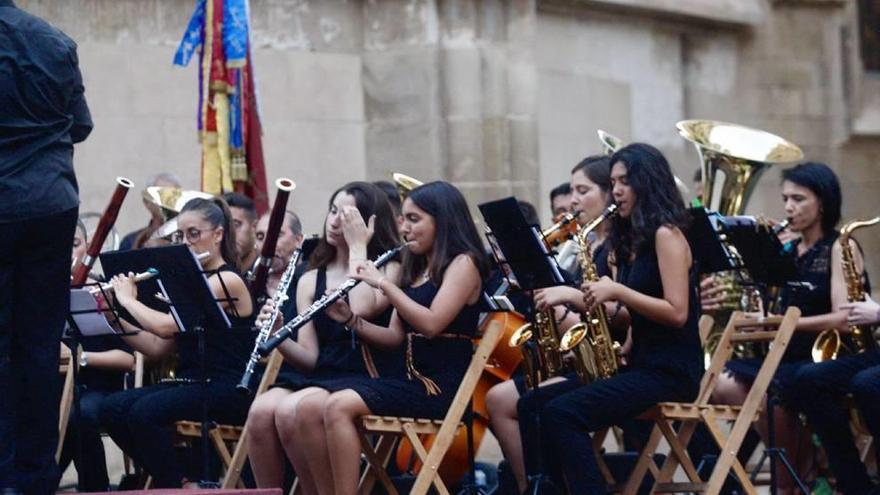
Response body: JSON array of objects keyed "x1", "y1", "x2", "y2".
[
  {"x1": 56, "y1": 345, "x2": 77, "y2": 461},
  {"x1": 356, "y1": 320, "x2": 503, "y2": 495},
  {"x1": 621, "y1": 307, "x2": 800, "y2": 495},
  {"x1": 169, "y1": 349, "x2": 285, "y2": 489}
]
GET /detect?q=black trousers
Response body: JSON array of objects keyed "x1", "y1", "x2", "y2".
[
  {"x1": 787, "y1": 351, "x2": 880, "y2": 495},
  {"x1": 58, "y1": 388, "x2": 113, "y2": 492},
  {"x1": 98, "y1": 380, "x2": 251, "y2": 488},
  {"x1": 540, "y1": 367, "x2": 698, "y2": 494},
  {"x1": 0, "y1": 207, "x2": 77, "y2": 494}
]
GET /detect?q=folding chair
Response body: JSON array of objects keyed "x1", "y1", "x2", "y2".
[
  {"x1": 621, "y1": 307, "x2": 800, "y2": 495},
  {"x1": 56, "y1": 346, "x2": 77, "y2": 461},
  {"x1": 356, "y1": 320, "x2": 503, "y2": 495}
]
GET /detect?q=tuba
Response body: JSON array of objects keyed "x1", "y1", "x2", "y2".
[
  {"x1": 392, "y1": 172, "x2": 423, "y2": 202},
  {"x1": 678, "y1": 120, "x2": 803, "y2": 364},
  {"x1": 143, "y1": 186, "x2": 214, "y2": 240},
  {"x1": 559, "y1": 204, "x2": 620, "y2": 383},
  {"x1": 812, "y1": 216, "x2": 880, "y2": 362}
]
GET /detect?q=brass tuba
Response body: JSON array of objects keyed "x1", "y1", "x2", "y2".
[
  {"x1": 677, "y1": 120, "x2": 803, "y2": 216},
  {"x1": 392, "y1": 172, "x2": 423, "y2": 202},
  {"x1": 559, "y1": 204, "x2": 620, "y2": 383},
  {"x1": 143, "y1": 187, "x2": 214, "y2": 240},
  {"x1": 812, "y1": 216, "x2": 880, "y2": 362}
]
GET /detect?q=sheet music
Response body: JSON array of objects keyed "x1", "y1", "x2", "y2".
[{"x1": 66, "y1": 288, "x2": 119, "y2": 337}]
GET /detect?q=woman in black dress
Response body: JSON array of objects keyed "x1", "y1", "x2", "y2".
[
  {"x1": 539, "y1": 143, "x2": 703, "y2": 494},
  {"x1": 245, "y1": 182, "x2": 400, "y2": 491},
  {"x1": 301, "y1": 181, "x2": 489, "y2": 495},
  {"x1": 99, "y1": 197, "x2": 254, "y2": 488},
  {"x1": 712, "y1": 162, "x2": 858, "y2": 492}
]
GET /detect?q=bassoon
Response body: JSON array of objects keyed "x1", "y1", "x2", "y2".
[
  {"x1": 247, "y1": 178, "x2": 296, "y2": 303},
  {"x1": 71, "y1": 177, "x2": 134, "y2": 285}
]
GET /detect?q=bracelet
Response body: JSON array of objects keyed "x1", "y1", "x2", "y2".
[
  {"x1": 343, "y1": 312, "x2": 355, "y2": 326},
  {"x1": 610, "y1": 302, "x2": 623, "y2": 320},
  {"x1": 345, "y1": 315, "x2": 360, "y2": 333}
]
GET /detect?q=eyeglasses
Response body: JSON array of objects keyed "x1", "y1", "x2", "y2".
[{"x1": 171, "y1": 227, "x2": 215, "y2": 244}]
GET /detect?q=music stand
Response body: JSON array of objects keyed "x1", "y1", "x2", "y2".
[
  {"x1": 63, "y1": 282, "x2": 132, "y2": 487},
  {"x1": 721, "y1": 219, "x2": 806, "y2": 495},
  {"x1": 687, "y1": 207, "x2": 738, "y2": 275},
  {"x1": 479, "y1": 197, "x2": 567, "y2": 495},
  {"x1": 101, "y1": 245, "x2": 236, "y2": 487}
]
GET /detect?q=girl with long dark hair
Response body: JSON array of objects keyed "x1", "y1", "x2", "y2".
[
  {"x1": 245, "y1": 182, "x2": 401, "y2": 491},
  {"x1": 538, "y1": 143, "x2": 702, "y2": 493},
  {"x1": 294, "y1": 181, "x2": 489, "y2": 495},
  {"x1": 99, "y1": 197, "x2": 254, "y2": 488}
]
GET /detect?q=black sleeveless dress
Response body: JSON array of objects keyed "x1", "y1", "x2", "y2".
[
  {"x1": 274, "y1": 268, "x2": 399, "y2": 390},
  {"x1": 618, "y1": 244, "x2": 703, "y2": 386},
  {"x1": 323, "y1": 280, "x2": 482, "y2": 419},
  {"x1": 173, "y1": 263, "x2": 256, "y2": 384},
  {"x1": 725, "y1": 232, "x2": 848, "y2": 389}
]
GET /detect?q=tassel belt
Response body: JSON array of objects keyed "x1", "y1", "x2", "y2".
[{"x1": 406, "y1": 333, "x2": 472, "y2": 396}]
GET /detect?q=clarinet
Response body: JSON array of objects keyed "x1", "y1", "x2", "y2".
[
  {"x1": 257, "y1": 243, "x2": 407, "y2": 357},
  {"x1": 237, "y1": 248, "x2": 303, "y2": 393}
]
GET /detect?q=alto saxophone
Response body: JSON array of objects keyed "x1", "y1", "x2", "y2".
[
  {"x1": 559, "y1": 205, "x2": 620, "y2": 383},
  {"x1": 812, "y1": 216, "x2": 880, "y2": 362}
]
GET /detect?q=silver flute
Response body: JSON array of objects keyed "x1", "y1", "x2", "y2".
[
  {"x1": 237, "y1": 248, "x2": 302, "y2": 393},
  {"x1": 257, "y1": 243, "x2": 407, "y2": 357}
]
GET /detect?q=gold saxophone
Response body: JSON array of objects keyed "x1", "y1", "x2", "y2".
[
  {"x1": 559, "y1": 205, "x2": 620, "y2": 383},
  {"x1": 812, "y1": 217, "x2": 880, "y2": 362},
  {"x1": 507, "y1": 213, "x2": 579, "y2": 390}
]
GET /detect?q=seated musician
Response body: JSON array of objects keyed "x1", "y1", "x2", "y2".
[
  {"x1": 786, "y1": 299, "x2": 880, "y2": 494},
  {"x1": 118, "y1": 172, "x2": 181, "y2": 251},
  {"x1": 223, "y1": 192, "x2": 259, "y2": 275},
  {"x1": 254, "y1": 209, "x2": 305, "y2": 298},
  {"x1": 284, "y1": 181, "x2": 489, "y2": 495},
  {"x1": 710, "y1": 162, "x2": 860, "y2": 492},
  {"x1": 537, "y1": 143, "x2": 702, "y2": 493},
  {"x1": 484, "y1": 155, "x2": 627, "y2": 494},
  {"x1": 245, "y1": 182, "x2": 401, "y2": 491},
  {"x1": 97, "y1": 197, "x2": 254, "y2": 488},
  {"x1": 59, "y1": 221, "x2": 135, "y2": 492}
]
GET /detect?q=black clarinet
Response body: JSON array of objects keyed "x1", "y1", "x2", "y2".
[{"x1": 257, "y1": 243, "x2": 407, "y2": 357}]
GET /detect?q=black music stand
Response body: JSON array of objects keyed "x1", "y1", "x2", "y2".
[
  {"x1": 687, "y1": 207, "x2": 738, "y2": 275},
  {"x1": 63, "y1": 282, "x2": 133, "y2": 490},
  {"x1": 101, "y1": 245, "x2": 236, "y2": 488},
  {"x1": 480, "y1": 197, "x2": 567, "y2": 495},
  {"x1": 721, "y1": 219, "x2": 806, "y2": 495}
]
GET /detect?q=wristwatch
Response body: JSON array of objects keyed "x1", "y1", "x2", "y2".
[{"x1": 78, "y1": 351, "x2": 88, "y2": 369}]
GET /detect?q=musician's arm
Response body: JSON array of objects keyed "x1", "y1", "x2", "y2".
[
  {"x1": 207, "y1": 271, "x2": 253, "y2": 317},
  {"x1": 350, "y1": 309, "x2": 405, "y2": 349},
  {"x1": 117, "y1": 318, "x2": 176, "y2": 360},
  {"x1": 276, "y1": 270, "x2": 320, "y2": 371},
  {"x1": 348, "y1": 261, "x2": 401, "y2": 319},
  {"x1": 794, "y1": 239, "x2": 857, "y2": 333},
  {"x1": 82, "y1": 349, "x2": 136, "y2": 372}
]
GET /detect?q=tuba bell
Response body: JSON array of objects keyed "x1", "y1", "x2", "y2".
[
  {"x1": 677, "y1": 120, "x2": 803, "y2": 216},
  {"x1": 142, "y1": 187, "x2": 214, "y2": 240},
  {"x1": 392, "y1": 172, "x2": 424, "y2": 202}
]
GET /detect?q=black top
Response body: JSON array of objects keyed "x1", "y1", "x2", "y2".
[
  {"x1": 0, "y1": 0, "x2": 92, "y2": 222},
  {"x1": 617, "y1": 243, "x2": 703, "y2": 384},
  {"x1": 312, "y1": 268, "x2": 372, "y2": 374},
  {"x1": 174, "y1": 264, "x2": 255, "y2": 383}
]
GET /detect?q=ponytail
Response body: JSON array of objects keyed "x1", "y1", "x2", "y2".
[{"x1": 180, "y1": 196, "x2": 240, "y2": 271}]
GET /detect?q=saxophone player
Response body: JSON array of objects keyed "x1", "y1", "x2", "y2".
[
  {"x1": 485, "y1": 155, "x2": 627, "y2": 494},
  {"x1": 538, "y1": 143, "x2": 702, "y2": 494}
]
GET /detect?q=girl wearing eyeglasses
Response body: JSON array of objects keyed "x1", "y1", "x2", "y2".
[{"x1": 98, "y1": 197, "x2": 254, "y2": 488}]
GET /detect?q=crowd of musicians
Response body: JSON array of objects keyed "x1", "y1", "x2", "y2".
[
  {"x1": 4, "y1": 5, "x2": 879, "y2": 495},
  {"x1": 29, "y1": 136, "x2": 870, "y2": 495}
]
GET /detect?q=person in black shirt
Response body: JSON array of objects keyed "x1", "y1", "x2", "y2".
[
  {"x1": 99, "y1": 197, "x2": 254, "y2": 488},
  {"x1": 0, "y1": 1, "x2": 92, "y2": 492}
]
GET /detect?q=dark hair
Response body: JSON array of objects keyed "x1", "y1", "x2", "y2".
[
  {"x1": 781, "y1": 162, "x2": 841, "y2": 235},
  {"x1": 400, "y1": 181, "x2": 489, "y2": 287},
  {"x1": 549, "y1": 182, "x2": 571, "y2": 202},
  {"x1": 571, "y1": 155, "x2": 612, "y2": 192},
  {"x1": 75, "y1": 219, "x2": 88, "y2": 242},
  {"x1": 308, "y1": 182, "x2": 400, "y2": 270},
  {"x1": 373, "y1": 180, "x2": 402, "y2": 216},
  {"x1": 518, "y1": 200, "x2": 540, "y2": 225},
  {"x1": 222, "y1": 192, "x2": 257, "y2": 221},
  {"x1": 608, "y1": 143, "x2": 689, "y2": 262},
  {"x1": 180, "y1": 196, "x2": 240, "y2": 270}
]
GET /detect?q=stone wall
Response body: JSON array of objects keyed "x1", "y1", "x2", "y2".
[{"x1": 14, "y1": 0, "x2": 880, "y2": 276}]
